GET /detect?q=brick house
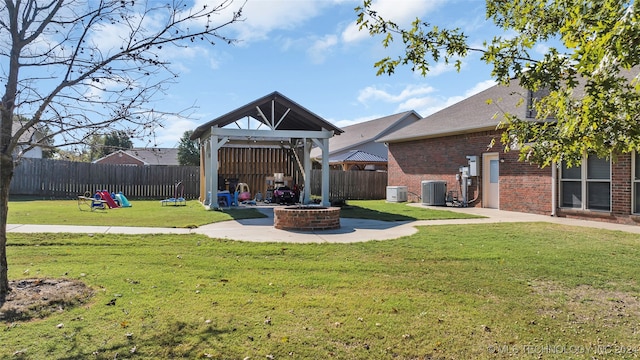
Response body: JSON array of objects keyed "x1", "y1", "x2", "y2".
[
  {"x1": 93, "y1": 148, "x2": 180, "y2": 166},
  {"x1": 378, "y1": 78, "x2": 640, "y2": 225}
]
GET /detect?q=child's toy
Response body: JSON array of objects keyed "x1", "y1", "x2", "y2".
[
  {"x1": 161, "y1": 181, "x2": 186, "y2": 206},
  {"x1": 77, "y1": 191, "x2": 107, "y2": 211}
]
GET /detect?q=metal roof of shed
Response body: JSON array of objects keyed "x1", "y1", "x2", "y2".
[{"x1": 329, "y1": 150, "x2": 387, "y2": 163}]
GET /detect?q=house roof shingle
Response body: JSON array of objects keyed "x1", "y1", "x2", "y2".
[
  {"x1": 93, "y1": 148, "x2": 180, "y2": 166},
  {"x1": 311, "y1": 110, "x2": 421, "y2": 158},
  {"x1": 125, "y1": 148, "x2": 180, "y2": 165}
]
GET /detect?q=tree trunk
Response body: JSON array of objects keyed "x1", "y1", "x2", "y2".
[{"x1": 0, "y1": 152, "x2": 13, "y2": 299}]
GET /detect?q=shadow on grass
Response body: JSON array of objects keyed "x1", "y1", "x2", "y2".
[
  {"x1": 46, "y1": 321, "x2": 233, "y2": 360},
  {"x1": 7, "y1": 195, "x2": 50, "y2": 202},
  {"x1": 221, "y1": 208, "x2": 269, "y2": 221},
  {"x1": 339, "y1": 205, "x2": 415, "y2": 221}
]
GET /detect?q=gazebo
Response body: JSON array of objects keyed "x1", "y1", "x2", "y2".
[
  {"x1": 190, "y1": 91, "x2": 343, "y2": 209},
  {"x1": 326, "y1": 150, "x2": 388, "y2": 171}
]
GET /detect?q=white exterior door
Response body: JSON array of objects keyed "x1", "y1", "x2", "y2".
[{"x1": 483, "y1": 153, "x2": 500, "y2": 208}]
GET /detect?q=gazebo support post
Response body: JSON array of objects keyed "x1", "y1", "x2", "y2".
[
  {"x1": 303, "y1": 138, "x2": 312, "y2": 204},
  {"x1": 207, "y1": 126, "x2": 229, "y2": 210}
]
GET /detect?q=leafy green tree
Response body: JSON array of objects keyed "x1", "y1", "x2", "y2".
[
  {"x1": 356, "y1": 0, "x2": 640, "y2": 167},
  {"x1": 37, "y1": 125, "x2": 57, "y2": 159},
  {"x1": 0, "y1": 0, "x2": 243, "y2": 298},
  {"x1": 178, "y1": 130, "x2": 200, "y2": 166},
  {"x1": 87, "y1": 134, "x2": 105, "y2": 162},
  {"x1": 103, "y1": 131, "x2": 134, "y2": 157}
]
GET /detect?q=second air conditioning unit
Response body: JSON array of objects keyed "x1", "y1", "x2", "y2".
[{"x1": 386, "y1": 186, "x2": 408, "y2": 202}]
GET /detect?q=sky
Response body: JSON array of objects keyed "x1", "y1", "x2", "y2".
[{"x1": 138, "y1": 0, "x2": 539, "y2": 148}]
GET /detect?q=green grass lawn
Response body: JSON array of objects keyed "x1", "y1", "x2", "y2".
[
  {"x1": 3, "y1": 223, "x2": 640, "y2": 359},
  {"x1": 7, "y1": 199, "x2": 480, "y2": 227},
  {"x1": 7, "y1": 199, "x2": 266, "y2": 228},
  {"x1": 341, "y1": 200, "x2": 481, "y2": 221}
]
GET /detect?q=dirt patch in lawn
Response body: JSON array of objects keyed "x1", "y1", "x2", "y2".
[
  {"x1": 1, "y1": 278, "x2": 93, "y2": 322},
  {"x1": 531, "y1": 280, "x2": 640, "y2": 327}
]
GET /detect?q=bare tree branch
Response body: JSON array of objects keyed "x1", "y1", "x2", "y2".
[{"x1": 0, "y1": 0, "x2": 245, "y2": 296}]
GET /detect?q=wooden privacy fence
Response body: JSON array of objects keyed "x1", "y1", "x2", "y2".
[
  {"x1": 217, "y1": 147, "x2": 299, "y2": 198},
  {"x1": 309, "y1": 169, "x2": 387, "y2": 200},
  {"x1": 10, "y1": 158, "x2": 200, "y2": 199},
  {"x1": 9, "y1": 158, "x2": 387, "y2": 200}
]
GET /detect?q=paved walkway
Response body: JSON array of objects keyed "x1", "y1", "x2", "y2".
[{"x1": 7, "y1": 206, "x2": 640, "y2": 243}]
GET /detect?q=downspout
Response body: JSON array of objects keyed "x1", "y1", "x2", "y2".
[{"x1": 551, "y1": 161, "x2": 557, "y2": 217}]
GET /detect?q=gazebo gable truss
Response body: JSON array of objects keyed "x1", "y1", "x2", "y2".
[{"x1": 192, "y1": 92, "x2": 342, "y2": 208}]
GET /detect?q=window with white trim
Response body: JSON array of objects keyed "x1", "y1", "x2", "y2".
[
  {"x1": 633, "y1": 152, "x2": 640, "y2": 214},
  {"x1": 560, "y1": 154, "x2": 611, "y2": 211}
]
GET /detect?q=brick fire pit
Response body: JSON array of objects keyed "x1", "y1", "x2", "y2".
[{"x1": 273, "y1": 206, "x2": 341, "y2": 231}]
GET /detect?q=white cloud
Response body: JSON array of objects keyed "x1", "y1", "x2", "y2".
[
  {"x1": 307, "y1": 35, "x2": 339, "y2": 64},
  {"x1": 535, "y1": 43, "x2": 550, "y2": 55},
  {"x1": 213, "y1": 0, "x2": 333, "y2": 44},
  {"x1": 396, "y1": 96, "x2": 440, "y2": 113},
  {"x1": 357, "y1": 84, "x2": 436, "y2": 105},
  {"x1": 353, "y1": 79, "x2": 496, "y2": 121},
  {"x1": 310, "y1": 78, "x2": 497, "y2": 132},
  {"x1": 342, "y1": 0, "x2": 447, "y2": 43},
  {"x1": 464, "y1": 79, "x2": 496, "y2": 96},
  {"x1": 328, "y1": 114, "x2": 384, "y2": 129},
  {"x1": 421, "y1": 59, "x2": 467, "y2": 77},
  {"x1": 152, "y1": 117, "x2": 200, "y2": 148},
  {"x1": 414, "y1": 79, "x2": 496, "y2": 116},
  {"x1": 341, "y1": 21, "x2": 368, "y2": 43}
]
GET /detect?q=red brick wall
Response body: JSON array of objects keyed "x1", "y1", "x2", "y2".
[
  {"x1": 611, "y1": 153, "x2": 632, "y2": 215},
  {"x1": 499, "y1": 150, "x2": 552, "y2": 215},
  {"x1": 387, "y1": 130, "x2": 551, "y2": 215},
  {"x1": 273, "y1": 207, "x2": 341, "y2": 230},
  {"x1": 388, "y1": 131, "x2": 640, "y2": 225}
]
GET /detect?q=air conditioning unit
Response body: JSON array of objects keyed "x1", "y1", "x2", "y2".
[
  {"x1": 421, "y1": 180, "x2": 447, "y2": 206},
  {"x1": 386, "y1": 186, "x2": 408, "y2": 202}
]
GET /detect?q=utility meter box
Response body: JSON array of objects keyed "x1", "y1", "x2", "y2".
[
  {"x1": 466, "y1": 155, "x2": 478, "y2": 176},
  {"x1": 386, "y1": 186, "x2": 408, "y2": 202}
]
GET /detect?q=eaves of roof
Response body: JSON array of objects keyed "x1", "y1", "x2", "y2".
[{"x1": 191, "y1": 91, "x2": 343, "y2": 140}]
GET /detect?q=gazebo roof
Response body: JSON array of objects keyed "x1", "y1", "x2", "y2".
[{"x1": 191, "y1": 91, "x2": 343, "y2": 140}]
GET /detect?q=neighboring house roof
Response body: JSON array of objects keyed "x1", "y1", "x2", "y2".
[
  {"x1": 329, "y1": 150, "x2": 387, "y2": 164},
  {"x1": 310, "y1": 110, "x2": 421, "y2": 158},
  {"x1": 190, "y1": 91, "x2": 343, "y2": 140},
  {"x1": 11, "y1": 119, "x2": 44, "y2": 158},
  {"x1": 93, "y1": 148, "x2": 180, "y2": 166},
  {"x1": 378, "y1": 79, "x2": 529, "y2": 143},
  {"x1": 126, "y1": 148, "x2": 180, "y2": 165},
  {"x1": 93, "y1": 150, "x2": 144, "y2": 165}
]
